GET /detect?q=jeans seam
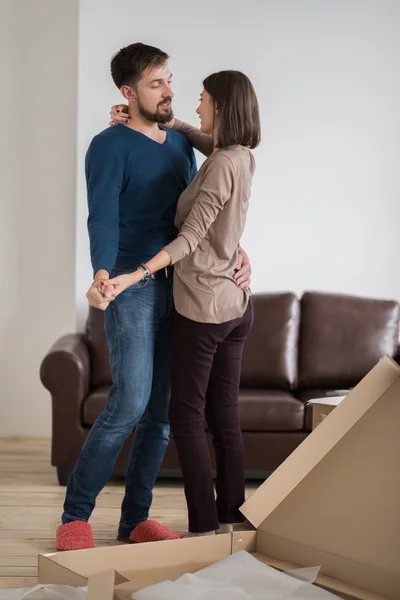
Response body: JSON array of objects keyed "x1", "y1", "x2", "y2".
[
  {"x1": 120, "y1": 426, "x2": 146, "y2": 529},
  {"x1": 120, "y1": 309, "x2": 172, "y2": 529},
  {"x1": 65, "y1": 301, "x2": 122, "y2": 515}
]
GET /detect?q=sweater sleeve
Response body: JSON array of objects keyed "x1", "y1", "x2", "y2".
[
  {"x1": 85, "y1": 134, "x2": 123, "y2": 276},
  {"x1": 173, "y1": 119, "x2": 214, "y2": 158},
  {"x1": 163, "y1": 154, "x2": 234, "y2": 264}
]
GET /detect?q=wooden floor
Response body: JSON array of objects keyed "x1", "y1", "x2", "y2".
[{"x1": 0, "y1": 438, "x2": 257, "y2": 590}]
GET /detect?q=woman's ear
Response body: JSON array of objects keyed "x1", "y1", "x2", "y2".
[{"x1": 120, "y1": 85, "x2": 136, "y2": 102}]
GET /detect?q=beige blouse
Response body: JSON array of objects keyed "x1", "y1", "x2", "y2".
[{"x1": 163, "y1": 119, "x2": 255, "y2": 324}]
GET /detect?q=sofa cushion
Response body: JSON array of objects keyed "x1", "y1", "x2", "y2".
[
  {"x1": 82, "y1": 387, "x2": 305, "y2": 433},
  {"x1": 240, "y1": 293, "x2": 300, "y2": 390},
  {"x1": 238, "y1": 389, "x2": 304, "y2": 431},
  {"x1": 84, "y1": 306, "x2": 112, "y2": 387},
  {"x1": 298, "y1": 292, "x2": 400, "y2": 389}
]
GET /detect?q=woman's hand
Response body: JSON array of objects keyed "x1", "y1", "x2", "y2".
[
  {"x1": 109, "y1": 104, "x2": 175, "y2": 128},
  {"x1": 102, "y1": 271, "x2": 144, "y2": 298},
  {"x1": 109, "y1": 104, "x2": 130, "y2": 126}
]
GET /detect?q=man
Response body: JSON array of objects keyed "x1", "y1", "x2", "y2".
[{"x1": 56, "y1": 42, "x2": 251, "y2": 551}]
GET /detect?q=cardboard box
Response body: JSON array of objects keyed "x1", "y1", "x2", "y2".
[
  {"x1": 38, "y1": 356, "x2": 400, "y2": 600},
  {"x1": 308, "y1": 395, "x2": 347, "y2": 429}
]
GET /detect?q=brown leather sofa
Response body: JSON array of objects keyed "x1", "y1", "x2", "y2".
[{"x1": 40, "y1": 291, "x2": 400, "y2": 485}]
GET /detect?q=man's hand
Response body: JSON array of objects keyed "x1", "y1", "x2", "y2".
[
  {"x1": 234, "y1": 247, "x2": 252, "y2": 289},
  {"x1": 86, "y1": 280, "x2": 111, "y2": 311},
  {"x1": 109, "y1": 104, "x2": 130, "y2": 126}
]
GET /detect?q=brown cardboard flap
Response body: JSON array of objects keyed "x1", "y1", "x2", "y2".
[
  {"x1": 39, "y1": 529, "x2": 396, "y2": 600},
  {"x1": 239, "y1": 356, "x2": 400, "y2": 599},
  {"x1": 39, "y1": 534, "x2": 233, "y2": 597},
  {"x1": 38, "y1": 554, "x2": 89, "y2": 587},
  {"x1": 231, "y1": 530, "x2": 257, "y2": 554},
  {"x1": 87, "y1": 569, "x2": 129, "y2": 600},
  {"x1": 240, "y1": 356, "x2": 400, "y2": 529},
  {"x1": 256, "y1": 533, "x2": 398, "y2": 600},
  {"x1": 255, "y1": 382, "x2": 400, "y2": 598},
  {"x1": 251, "y1": 552, "x2": 390, "y2": 600},
  {"x1": 40, "y1": 534, "x2": 232, "y2": 577}
]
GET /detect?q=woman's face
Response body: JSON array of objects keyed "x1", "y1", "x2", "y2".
[{"x1": 196, "y1": 88, "x2": 217, "y2": 135}]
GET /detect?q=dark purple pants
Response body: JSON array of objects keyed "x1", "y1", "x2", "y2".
[{"x1": 169, "y1": 299, "x2": 254, "y2": 532}]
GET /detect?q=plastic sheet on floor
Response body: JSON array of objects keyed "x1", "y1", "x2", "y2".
[
  {"x1": 133, "y1": 551, "x2": 341, "y2": 600},
  {"x1": 0, "y1": 584, "x2": 87, "y2": 600}
]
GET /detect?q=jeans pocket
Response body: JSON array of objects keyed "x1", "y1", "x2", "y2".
[{"x1": 125, "y1": 279, "x2": 150, "y2": 291}]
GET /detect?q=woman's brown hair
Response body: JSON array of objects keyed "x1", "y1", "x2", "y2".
[{"x1": 203, "y1": 70, "x2": 261, "y2": 149}]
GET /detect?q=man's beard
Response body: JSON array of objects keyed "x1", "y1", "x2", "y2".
[{"x1": 137, "y1": 96, "x2": 174, "y2": 124}]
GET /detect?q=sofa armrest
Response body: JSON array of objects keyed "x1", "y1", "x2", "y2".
[
  {"x1": 40, "y1": 334, "x2": 90, "y2": 468},
  {"x1": 40, "y1": 333, "x2": 90, "y2": 399}
]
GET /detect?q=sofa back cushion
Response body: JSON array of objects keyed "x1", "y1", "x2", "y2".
[
  {"x1": 241, "y1": 293, "x2": 300, "y2": 390},
  {"x1": 85, "y1": 306, "x2": 112, "y2": 387},
  {"x1": 298, "y1": 291, "x2": 400, "y2": 389}
]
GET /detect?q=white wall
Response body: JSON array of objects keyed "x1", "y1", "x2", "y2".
[
  {"x1": 76, "y1": 0, "x2": 400, "y2": 329},
  {"x1": 0, "y1": 1, "x2": 78, "y2": 436},
  {"x1": 1, "y1": 0, "x2": 399, "y2": 435}
]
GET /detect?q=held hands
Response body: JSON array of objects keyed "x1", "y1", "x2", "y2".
[
  {"x1": 85, "y1": 271, "x2": 144, "y2": 311},
  {"x1": 87, "y1": 249, "x2": 251, "y2": 312},
  {"x1": 86, "y1": 279, "x2": 110, "y2": 311}
]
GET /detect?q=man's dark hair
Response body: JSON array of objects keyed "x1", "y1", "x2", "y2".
[
  {"x1": 111, "y1": 43, "x2": 169, "y2": 88},
  {"x1": 203, "y1": 70, "x2": 261, "y2": 150}
]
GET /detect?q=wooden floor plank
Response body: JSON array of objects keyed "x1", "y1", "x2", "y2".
[{"x1": 0, "y1": 577, "x2": 38, "y2": 588}]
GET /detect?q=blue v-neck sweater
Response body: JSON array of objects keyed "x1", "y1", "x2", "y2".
[{"x1": 85, "y1": 124, "x2": 197, "y2": 276}]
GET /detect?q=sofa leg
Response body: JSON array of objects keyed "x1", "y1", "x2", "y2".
[{"x1": 57, "y1": 467, "x2": 72, "y2": 486}]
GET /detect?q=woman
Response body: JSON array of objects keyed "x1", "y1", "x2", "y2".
[{"x1": 105, "y1": 70, "x2": 260, "y2": 537}]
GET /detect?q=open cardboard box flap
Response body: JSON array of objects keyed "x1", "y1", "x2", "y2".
[
  {"x1": 39, "y1": 356, "x2": 400, "y2": 600},
  {"x1": 307, "y1": 396, "x2": 347, "y2": 407},
  {"x1": 307, "y1": 395, "x2": 347, "y2": 429}
]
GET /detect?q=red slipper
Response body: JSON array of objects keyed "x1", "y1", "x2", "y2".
[
  {"x1": 129, "y1": 520, "x2": 181, "y2": 543},
  {"x1": 56, "y1": 521, "x2": 95, "y2": 551}
]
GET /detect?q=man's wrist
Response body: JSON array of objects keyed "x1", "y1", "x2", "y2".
[{"x1": 93, "y1": 269, "x2": 109, "y2": 283}]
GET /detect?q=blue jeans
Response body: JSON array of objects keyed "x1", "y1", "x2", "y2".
[{"x1": 62, "y1": 269, "x2": 174, "y2": 537}]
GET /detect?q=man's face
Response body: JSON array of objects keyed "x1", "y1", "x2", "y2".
[{"x1": 134, "y1": 64, "x2": 174, "y2": 124}]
